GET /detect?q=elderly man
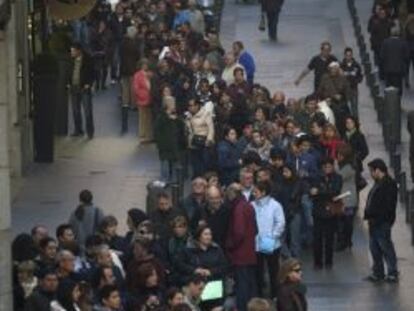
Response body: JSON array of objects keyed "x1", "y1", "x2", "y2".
[
  {"x1": 270, "y1": 91, "x2": 287, "y2": 120},
  {"x1": 192, "y1": 186, "x2": 230, "y2": 247},
  {"x1": 318, "y1": 61, "x2": 351, "y2": 136},
  {"x1": 221, "y1": 52, "x2": 245, "y2": 85},
  {"x1": 240, "y1": 167, "x2": 255, "y2": 202},
  {"x1": 180, "y1": 177, "x2": 208, "y2": 224},
  {"x1": 225, "y1": 183, "x2": 257, "y2": 311}
]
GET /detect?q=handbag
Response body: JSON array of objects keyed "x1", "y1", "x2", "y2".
[
  {"x1": 326, "y1": 199, "x2": 345, "y2": 216},
  {"x1": 191, "y1": 134, "x2": 207, "y2": 149},
  {"x1": 258, "y1": 13, "x2": 266, "y2": 32}
]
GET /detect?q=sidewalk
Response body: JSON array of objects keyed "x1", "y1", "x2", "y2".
[{"x1": 11, "y1": 88, "x2": 160, "y2": 233}]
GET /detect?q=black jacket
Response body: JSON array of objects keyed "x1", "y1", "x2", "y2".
[
  {"x1": 364, "y1": 175, "x2": 398, "y2": 226},
  {"x1": 70, "y1": 53, "x2": 95, "y2": 88},
  {"x1": 149, "y1": 208, "x2": 185, "y2": 242},
  {"x1": 380, "y1": 36, "x2": 409, "y2": 74},
  {"x1": 176, "y1": 242, "x2": 227, "y2": 283},
  {"x1": 345, "y1": 130, "x2": 369, "y2": 172},
  {"x1": 191, "y1": 205, "x2": 230, "y2": 248},
  {"x1": 24, "y1": 288, "x2": 55, "y2": 311},
  {"x1": 277, "y1": 283, "x2": 308, "y2": 311},
  {"x1": 311, "y1": 173, "x2": 343, "y2": 219},
  {"x1": 341, "y1": 58, "x2": 363, "y2": 89}
]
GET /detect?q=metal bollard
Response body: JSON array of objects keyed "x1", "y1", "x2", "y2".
[
  {"x1": 399, "y1": 172, "x2": 407, "y2": 204},
  {"x1": 384, "y1": 87, "x2": 402, "y2": 150}
]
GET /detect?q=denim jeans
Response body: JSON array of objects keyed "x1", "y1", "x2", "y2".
[
  {"x1": 369, "y1": 222, "x2": 398, "y2": 277},
  {"x1": 234, "y1": 265, "x2": 257, "y2": 311},
  {"x1": 71, "y1": 87, "x2": 94, "y2": 137}
]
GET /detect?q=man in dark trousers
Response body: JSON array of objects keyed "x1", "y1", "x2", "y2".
[
  {"x1": 225, "y1": 183, "x2": 257, "y2": 311},
  {"x1": 295, "y1": 41, "x2": 338, "y2": 92},
  {"x1": 364, "y1": 159, "x2": 399, "y2": 283},
  {"x1": 341, "y1": 47, "x2": 363, "y2": 118},
  {"x1": 380, "y1": 27, "x2": 409, "y2": 95},
  {"x1": 69, "y1": 42, "x2": 95, "y2": 139},
  {"x1": 261, "y1": 0, "x2": 284, "y2": 41}
]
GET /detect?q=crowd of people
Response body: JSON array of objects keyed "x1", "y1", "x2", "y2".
[
  {"x1": 11, "y1": 0, "x2": 405, "y2": 310},
  {"x1": 367, "y1": 0, "x2": 414, "y2": 95}
]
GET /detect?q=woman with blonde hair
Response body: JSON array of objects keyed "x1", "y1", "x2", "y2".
[{"x1": 277, "y1": 258, "x2": 307, "y2": 311}]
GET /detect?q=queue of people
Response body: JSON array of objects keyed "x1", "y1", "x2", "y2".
[{"x1": 13, "y1": 0, "x2": 404, "y2": 310}]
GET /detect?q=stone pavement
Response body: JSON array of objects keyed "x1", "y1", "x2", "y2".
[
  {"x1": 10, "y1": 0, "x2": 414, "y2": 310},
  {"x1": 12, "y1": 88, "x2": 160, "y2": 233}
]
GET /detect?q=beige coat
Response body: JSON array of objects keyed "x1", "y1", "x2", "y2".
[{"x1": 186, "y1": 108, "x2": 215, "y2": 148}]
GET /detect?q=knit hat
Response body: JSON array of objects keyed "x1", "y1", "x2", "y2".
[{"x1": 127, "y1": 208, "x2": 148, "y2": 229}]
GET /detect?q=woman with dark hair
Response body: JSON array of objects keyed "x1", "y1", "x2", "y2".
[
  {"x1": 344, "y1": 116, "x2": 369, "y2": 190},
  {"x1": 278, "y1": 165, "x2": 305, "y2": 258},
  {"x1": 176, "y1": 225, "x2": 227, "y2": 309},
  {"x1": 51, "y1": 280, "x2": 81, "y2": 311},
  {"x1": 336, "y1": 144, "x2": 358, "y2": 251},
  {"x1": 98, "y1": 216, "x2": 125, "y2": 254},
  {"x1": 310, "y1": 158, "x2": 342, "y2": 269},
  {"x1": 69, "y1": 190, "x2": 104, "y2": 249},
  {"x1": 217, "y1": 127, "x2": 241, "y2": 186},
  {"x1": 130, "y1": 263, "x2": 165, "y2": 311},
  {"x1": 253, "y1": 105, "x2": 272, "y2": 137},
  {"x1": 166, "y1": 287, "x2": 184, "y2": 311},
  {"x1": 320, "y1": 123, "x2": 343, "y2": 160},
  {"x1": 277, "y1": 258, "x2": 307, "y2": 311},
  {"x1": 124, "y1": 209, "x2": 148, "y2": 247}
]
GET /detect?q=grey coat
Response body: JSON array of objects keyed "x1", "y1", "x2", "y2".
[
  {"x1": 338, "y1": 163, "x2": 358, "y2": 208},
  {"x1": 69, "y1": 204, "x2": 104, "y2": 247}
]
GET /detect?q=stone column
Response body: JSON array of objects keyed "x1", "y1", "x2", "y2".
[{"x1": 0, "y1": 2, "x2": 14, "y2": 311}]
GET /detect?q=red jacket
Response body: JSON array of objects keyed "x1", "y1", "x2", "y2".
[
  {"x1": 321, "y1": 138, "x2": 343, "y2": 160},
  {"x1": 133, "y1": 69, "x2": 151, "y2": 107},
  {"x1": 225, "y1": 196, "x2": 257, "y2": 266}
]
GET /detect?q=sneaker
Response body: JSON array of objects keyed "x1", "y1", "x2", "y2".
[
  {"x1": 384, "y1": 275, "x2": 399, "y2": 283},
  {"x1": 364, "y1": 274, "x2": 384, "y2": 283}
]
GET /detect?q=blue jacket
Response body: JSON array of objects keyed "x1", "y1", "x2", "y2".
[
  {"x1": 239, "y1": 51, "x2": 256, "y2": 84},
  {"x1": 217, "y1": 140, "x2": 242, "y2": 185},
  {"x1": 287, "y1": 151, "x2": 320, "y2": 183},
  {"x1": 253, "y1": 196, "x2": 285, "y2": 252}
]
